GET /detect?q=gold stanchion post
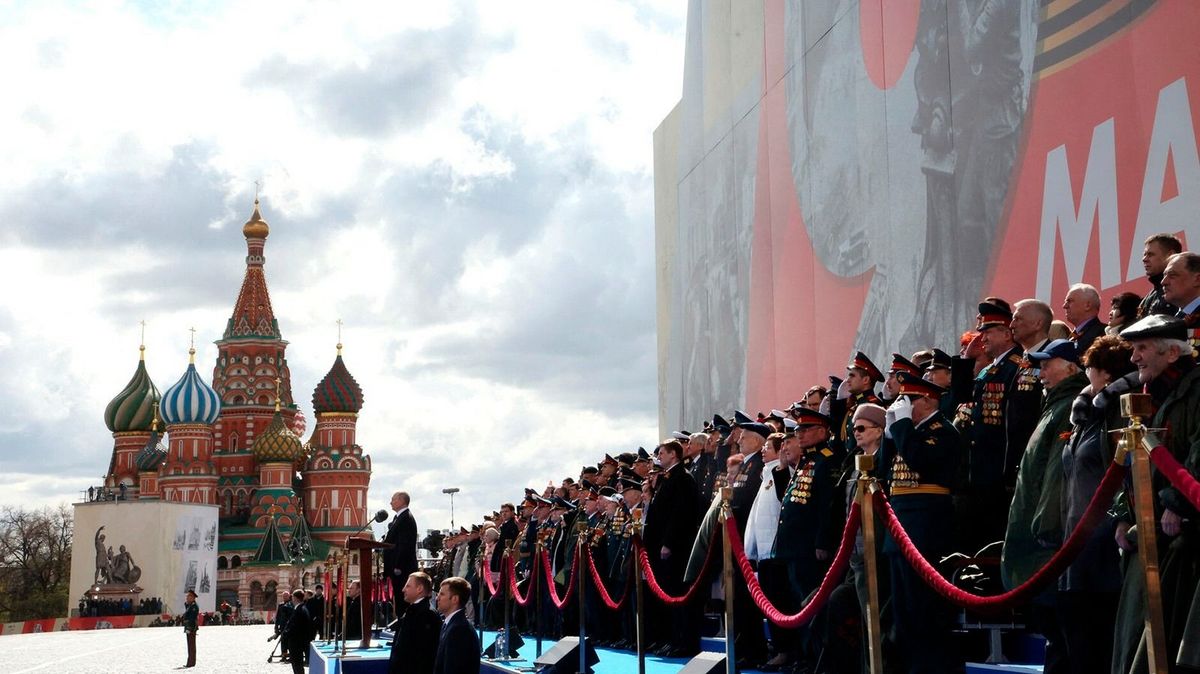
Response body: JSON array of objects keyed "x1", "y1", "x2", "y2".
[
  {"x1": 1115, "y1": 392, "x2": 1169, "y2": 674},
  {"x1": 631, "y1": 508, "x2": 645, "y2": 674},
  {"x1": 576, "y1": 512, "x2": 589, "y2": 674},
  {"x1": 720, "y1": 487, "x2": 736, "y2": 674},
  {"x1": 340, "y1": 550, "x2": 351, "y2": 658},
  {"x1": 855, "y1": 454, "x2": 884, "y2": 674},
  {"x1": 535, "y1": 538, "x2": 544, "y2": 658},
  {"x1": 323, "y1": 554, "x2": 334, "y2": 645}
]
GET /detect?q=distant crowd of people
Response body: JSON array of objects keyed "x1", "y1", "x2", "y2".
[{"x1": 78, "y1": 596, "x2": 163, "y2": 617}]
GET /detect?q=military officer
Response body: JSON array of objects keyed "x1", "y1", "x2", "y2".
[
  {"x1": 830, "y1": 351, "x2": 884, "y2": 453},
  {"x1": 879, "y1": 373, "x2": 961, "y2": 674}
]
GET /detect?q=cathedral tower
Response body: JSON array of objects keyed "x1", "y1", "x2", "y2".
[
  {"x1": 102, "y1": 342, "x2": 161, "y2": 493},
  {"x1": 157, "y1": 344, "x2": 222, "y2": 504},
  {"x1": 303, "y1": 341, "x2": 371, "y2": 544},
  {"x1": 211, "y1": 201, "x2": 296, "y2": 517}
]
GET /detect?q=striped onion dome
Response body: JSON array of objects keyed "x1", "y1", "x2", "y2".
[
  {"x1": 159, "y1": 349, "x2": 222, "y2": 426},
  {"x1": 251, "y1": 410, "x2": 305, "y2": 463},
  {"x1": 135, "y1": 429, "x2": 167, "y2": 472},
  {"x1": 312, "y1": 348, "x2": 364, "y2": 414},
  {"x1": 104, "y1": 347, "x2": 162, "y2": 432}
]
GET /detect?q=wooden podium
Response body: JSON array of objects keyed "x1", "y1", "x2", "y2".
[{"x1": 346, "y1": 535, "x2": 390, "y2": 649}]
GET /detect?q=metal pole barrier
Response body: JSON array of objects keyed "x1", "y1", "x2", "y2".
[
  {"x1": 1116, "y1": 393, "x2": 1169, "y2": 674},
  {"x1": 340, "y1": 551, "x2": 350, "y2": 658},
  {"x1": 577, "y1": 514, "x2": 589, "y2": 674},
  {"x1": 499, "y1": 543, "x2": 515, "y2": 662},
  {"x1": 632, "y1": 509, "x2": 645, "y2": 674},
  {"x1": 477, "y1": 555, "x2": 486, "y2": 654},
  {"x1": 720, "y1": 487, "x2": 736, "y2": 674},
  {"x1": 535, "y1": 539, "x2": 544, "y2": 658},
  {"x1": 855, "y1": 455, "x2": 884, "y2": 674},
  {"x1": 323, "y1": 555, "x2": 333, "y2": 645}
]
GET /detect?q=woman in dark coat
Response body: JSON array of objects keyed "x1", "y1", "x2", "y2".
[{"x1": 1058, "y1": 336, "x2": 1136, "y2": 674}]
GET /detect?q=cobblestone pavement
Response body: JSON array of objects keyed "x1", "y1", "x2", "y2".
[{"x1": 0, "y1": 624, "x2": 310, "y2": 673}]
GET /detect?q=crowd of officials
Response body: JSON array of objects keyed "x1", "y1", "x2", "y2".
[
  {"x1": 78, "y1": 596, "x2": 164, "y2": 617},
  {"x1": 425, "y1": 236, "x2": 1200, "y2": 674}
]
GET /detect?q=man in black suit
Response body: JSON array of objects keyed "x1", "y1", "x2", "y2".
[
  {"x1": 643, "y1": 439, "x2": 701, "y2": 657},
  {"x1": 308, "y1": 584, "x2": 326, "y2": 640},
  {"x1": 384, "y1": 491, "x2": 419, "y2": 607},
  {"x1": 389, "y1": 572, "x2": 441, "y2": 674},
  {"x1": 433, "y1": 576, "x2": 480, "y2": 674},
  {"x1": 283, "y1": 590, "x2": 316, "y2": 674}
]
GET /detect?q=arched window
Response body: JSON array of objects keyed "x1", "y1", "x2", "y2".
[
  {"x1": 263, "y1": 580, "x2": 277, "y2": 609},
  {"x1": 258, "y1": 395, "x2": 269, "y2": 405},
  {"x1": 231, "y1": 555, "x2": 241, "y2": 568},
  {"x1": 229, "y1": 433, "x2": 239, "y2": 451},
  {"x1": 223, "y1": 491, "x2": 232, "y2": 514},
  {"x1": 249, "y1": 580, "x2": 263, "y2": 610},
  {"x1": 217, "y1": 556, "x2": 228, "y2": 570}
]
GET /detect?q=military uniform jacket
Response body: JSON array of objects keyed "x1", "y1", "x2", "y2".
[
  {"x1": 727, "y1": 450, "x2": 764, "y2": 533},
  {"x1": 773, "y1": 443, "x2": 846, "y2": 558},
  {"x1": 968, "y1": 346, "x2": 1038, "y2": 489},
  {"x1": 878, "y1": 412, "x2": 959, "y2": 556},
  {"x1": 1180, "y1": 304, "x2": 1200, "y2": 358}
]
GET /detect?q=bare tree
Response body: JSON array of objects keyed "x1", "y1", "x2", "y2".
[{"x1": 0, "y1": 505, "x2": 73, "y2": 621}]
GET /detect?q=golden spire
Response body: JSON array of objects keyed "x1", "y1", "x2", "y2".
[
  {"x1": 274, "y1": 377, "x2": 282, "y2": 412},
  {"x1": 188, "y1": 327, "x2": 197, "y2": 364},
  {"x1": 139, "y1": 320, "x2": 146, "y2": 361},
  {"x1": 336, "y1": 319, "x2": 343, "y2": 356},
  {"x1": 151, "y1": 405, "x2": 159, "y2": 433}
]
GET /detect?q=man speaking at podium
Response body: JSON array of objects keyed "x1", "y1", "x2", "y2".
[{"x1": 384, "y1": 491, "x2": 419, "y2": 605}]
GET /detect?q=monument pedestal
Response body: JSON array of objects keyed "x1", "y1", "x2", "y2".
[{"x1": 85, "y1": 583, "x2": 143, "y2": 603}]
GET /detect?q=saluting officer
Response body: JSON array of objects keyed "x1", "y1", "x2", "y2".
[{"x1": 879, "y1": 373, "x2": 961, "y2": 674}]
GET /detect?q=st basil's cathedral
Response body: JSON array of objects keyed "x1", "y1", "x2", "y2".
[{"x1": 97, "y1": 201, "x2": 372, "y2": 610}]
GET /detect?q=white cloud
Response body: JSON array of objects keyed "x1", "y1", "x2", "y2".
[{"x1": 0, "y1": 0, "x2": 684, "y2": 533}]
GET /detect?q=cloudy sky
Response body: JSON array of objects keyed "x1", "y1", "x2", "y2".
[{"x1": 0, "y1": 1, "x2": 685, "y2": 535}]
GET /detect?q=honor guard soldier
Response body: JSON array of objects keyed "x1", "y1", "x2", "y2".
[
  {"x1": 879, "y1": 373, "x2": 961, "y2": 674},
  {"x1": 830, "y1": 352, "x2": 884, "y2": 453}
]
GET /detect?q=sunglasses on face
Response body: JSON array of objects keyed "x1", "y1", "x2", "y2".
[{"x1": 852, "y1": 425, "x2": 878, "y2": 433}]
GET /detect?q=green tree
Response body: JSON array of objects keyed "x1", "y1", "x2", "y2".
[{"x1": 0, "y1": 505, "x2": 73, "y2": 621}]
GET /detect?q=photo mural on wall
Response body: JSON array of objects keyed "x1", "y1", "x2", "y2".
[{"x1": 657, "y1": 0, "x2": 1195, "y2": 431}]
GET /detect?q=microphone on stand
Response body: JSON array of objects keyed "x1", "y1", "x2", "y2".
[{"x1": 350, "y1": 510, "x2": 390, "y2": 538}]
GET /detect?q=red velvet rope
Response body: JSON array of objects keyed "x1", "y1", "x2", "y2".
[
  {"x1": 1149, "y1": 445, "x2": 1200, "y2": 512},
  {"x1": 876, "y1": 460, "x2": 1128, "y2": 611},
  {"x1": 540, "y1": 548, "x2": 579, "y2": 610},
  {"x1": 482, "y1": 559, "x2": 500, "y2": 596},
  {"x1": 633, "y1": 525, "x2": 720, "y2": 606},
  {"x1": 726, "y1": 503, "x2": 861, "y2": 628},
  {"x1": 505, "y1": 554, "x2": 536, "y2": 607},
  {"x1": 582, "y1": 544, "x2": 633, "y2": 610}
]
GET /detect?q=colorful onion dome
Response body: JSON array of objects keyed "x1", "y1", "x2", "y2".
[
  {"x1": 160, "y1": 348, "x2": 222, "y2": 426},
  {"x1": 135, "y1": 430, "x2": 167, "y2": 472},
  {"x1": 312, "y1": 345, "x2": 364, "y2": 413},
  {"x1": 252, "y1": 410, "x2": 306, "y2": 463},
  {"x1": 104, "y1": 346, "x2": 162, "y2": 432},
  {"x1": 242, "y1": 199, "x2": 270, "y2": 239}
]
